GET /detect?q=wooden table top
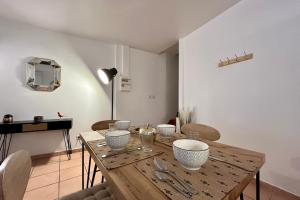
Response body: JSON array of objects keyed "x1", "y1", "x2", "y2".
[{"x1": 80, "y1": 131, "x2": 265, "y2": 200}]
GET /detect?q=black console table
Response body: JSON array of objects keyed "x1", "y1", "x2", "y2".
[{"x1": 0, "y1": 118, "x2": 73, "y2": 163}]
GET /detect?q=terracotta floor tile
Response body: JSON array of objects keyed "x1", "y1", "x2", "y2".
[
  {"x1": 271, "y1": 187, "x2": 300, "y2": 200},
  {"x1": 244, "y1": 179, "x2": 272, "y2": 200},
  {"x1": 26, "y1": 171, "x2": 59, "y2": 191},
  {"x1": 31, "y1": 162, "x2": 59, "y2": 177},
  {"x1": 60, "y1": 165, "x2": 86, "y2": 181},
  {"x1": 24, "y1": 183, "x2": 58, "y2": 200},
  {"x1": 59, "y1": 176, "x2": 82, "y2": 198},
  {"x1": 60, "y1": 157, "x2": 82, "y2": 170}
]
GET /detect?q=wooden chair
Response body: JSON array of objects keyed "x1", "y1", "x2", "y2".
[
  {"x1": 0, "y1": 150, "x2": 31, "y2": 200},
  {"x1": 86, "y1": 120, "x2": 118, "y2": 188},
  {"x1": 181, "y1": 123, "x2": 221, "y2": 141},
  {"x1": 91, "y1": 120, "x2": 118, "y2": 131}
]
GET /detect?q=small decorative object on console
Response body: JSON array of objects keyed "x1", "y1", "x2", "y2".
[
  {"x1": 34, "y1": 116, "x2": 43, "y2": 123},
  {"x1": 2, "y1": 114, "x2": 13, "y2": 123},
  {"x1": 57, "y1": 112, "x2": 64, "y2": 118}
]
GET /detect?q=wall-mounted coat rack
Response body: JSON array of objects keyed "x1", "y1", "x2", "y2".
[{"x1": 218, "y1": 52, "x2": 253, "y2": 68}]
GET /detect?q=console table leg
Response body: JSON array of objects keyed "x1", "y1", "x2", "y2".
[
  {"x1": 0, "y1": 134, "x2": 13, "y2": 164},
  {"x1": 62, "y1": 129, "x2": 72, "y2": 160}
]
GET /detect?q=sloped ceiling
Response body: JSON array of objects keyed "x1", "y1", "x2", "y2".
[{"x1": 0, "y1": 0, "x2": 240, "y2": 53}]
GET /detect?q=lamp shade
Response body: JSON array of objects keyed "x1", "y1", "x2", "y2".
[{"x1": 97, "y1": 68, "x2": 118, "y2": 84}]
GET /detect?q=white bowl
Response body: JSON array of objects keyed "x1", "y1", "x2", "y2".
[
  {"x1": 105, "y1": 130, "x2": 130, "y2": 150},
  {"x1": 115, "y1": 120, "x2": 131, "y2": 130},
  {"x1": 173, "y1": 139, "x2": 209, "y2": 170},
  {"x1": 157, "y1": 124, "x2": 175, "y2": 137}
]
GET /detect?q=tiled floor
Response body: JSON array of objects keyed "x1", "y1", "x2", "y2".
[
  {"x1": 24, "y1": 152, "x2": 300, "y2": 200},
  {"x1": 24, "y1": 151, "x2": 101, "y2": 200}
]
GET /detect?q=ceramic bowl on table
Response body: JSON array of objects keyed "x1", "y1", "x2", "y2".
[
  {"x1": 115, "y1": 120, "x2": 131, "y2": 130},
  {"x1": 173, "y1": 139, "x2": 209, "y2": 170},
  {"x1": 157, "y1": 124, "x2": 175, "y2": 137},
  {"x1": 105, "y1": 130, "x2": 130, "y2": 151}
]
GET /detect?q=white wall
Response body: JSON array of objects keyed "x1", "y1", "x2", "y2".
[
  {"x1": 0, "y1": 18, "x2": 178, "y2": 156},
  {"x1": 179, "y1": 0, "x2": 300, "y2": 196},
  {"x1": 116, "y1": 49, "x2": 178, "y2": 126},
  {"x1": 0, "y1": 18, "x2": 114, "y2": 155}
]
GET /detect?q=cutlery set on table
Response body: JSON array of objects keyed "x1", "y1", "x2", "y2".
[{"x1": 153, "y1": 157, "x2": 198, "y2": 198}]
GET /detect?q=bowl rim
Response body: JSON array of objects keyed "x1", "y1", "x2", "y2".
[
  {"x1": 157, "y1": 124, "x2": 175, "y2": 128},
  {"x1": 106, "y1": 130, "x2": 130, "y2": 137},
  {"x1": 173, "y1": 139, "x2": 209, "y2": 152},
  {"x1": 115, "y1": 120, "x2": 131, "y2": 123}
]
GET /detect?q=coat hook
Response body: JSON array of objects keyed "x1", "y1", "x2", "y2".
[{"x1": 227, "y1": 57, "x2": 230, "y2": 63}]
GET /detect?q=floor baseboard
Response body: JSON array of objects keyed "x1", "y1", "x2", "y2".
[{"x1": 31, "y1": 148, "x2": 81, "y2": 160}]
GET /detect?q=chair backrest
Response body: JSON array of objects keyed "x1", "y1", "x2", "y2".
[
  {"x1": 0, "y1": 150, "x2": 31, "y2": 200},
  {"x1": 181, "y1": 123, "x2": 221, "y2": 141},
  {"x1": 91, "y1": 120, "x2": 118, "y2": 131}
]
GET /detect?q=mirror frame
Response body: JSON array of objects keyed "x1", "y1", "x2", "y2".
[{"x1": 26, "y1": 57, "x2": 61, "y2": 91}]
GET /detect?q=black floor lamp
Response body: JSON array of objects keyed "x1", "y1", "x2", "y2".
[
  {"x1": 97, "y1": 68, "x2": 118, "y2": 120},
  {"x1": 85, "y1": 68, "x2": 118, "y2": 187}
]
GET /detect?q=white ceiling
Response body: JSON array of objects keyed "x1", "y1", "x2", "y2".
[{"x1": 0, "y1": 0, "x2": 239, "y2": 53}]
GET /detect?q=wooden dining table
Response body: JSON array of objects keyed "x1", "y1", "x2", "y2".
[{"x1": 80, "y1": 130, "x2": 265, "y2": 200}]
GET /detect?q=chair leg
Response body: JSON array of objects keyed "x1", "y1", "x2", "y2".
[
  {"x1": 240, "y1": 193, "x2": 244, "y2": 200},
  {"x1": 101, "y1": 175, "x2": 105, "y2": 183},
  {"x1": 91, "y1": 164, "x2": 97, "y2": 187}
]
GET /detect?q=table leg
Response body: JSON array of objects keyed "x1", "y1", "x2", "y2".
[
  {"x1": 256, "y1": 171, "x2": 260, "y2": 200},
  {"x1": 91, "y1": 164, "x2": 97, "y2": 187},
  {"x1": 0, "y1": 134, "x2": 13, "y2": 164},
  {"x1": 240, "y1": 193, "x2": 244, "y2": 200},
  {"x1": 86, "y1": 155, "x2": 92, "y2": 188},
  {"x1": 82, "y1": 143, "x2": 85, "y2": 190}
]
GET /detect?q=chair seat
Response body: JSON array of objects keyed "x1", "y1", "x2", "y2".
[
  {"x1": 181, "y1": 123, "x2": 221, "y2": 141},
  {"x1": 60, "y1": 183, "x2": 115, "y2": 200}
]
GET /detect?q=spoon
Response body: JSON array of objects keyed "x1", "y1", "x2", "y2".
[
  {"x1": 96, "y1": 142, "x2": 107, "y2": 147},
  {"x1": 154, "y1": 171, "x2": 192, "y2": 198},
  {"x1": 154, "y1": 157, "x2": 198, "y2": 195}
]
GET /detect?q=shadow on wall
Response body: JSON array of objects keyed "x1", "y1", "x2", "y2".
[
  {"x1": 64, "y1": 37, "x2": 115, "y2": 101},
  {"x1": 165, "y1": 53, "x2": 179, "y2": 121},
  {"x1": 15, "y1": 57, "x2": 33, "y2": 88}
]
